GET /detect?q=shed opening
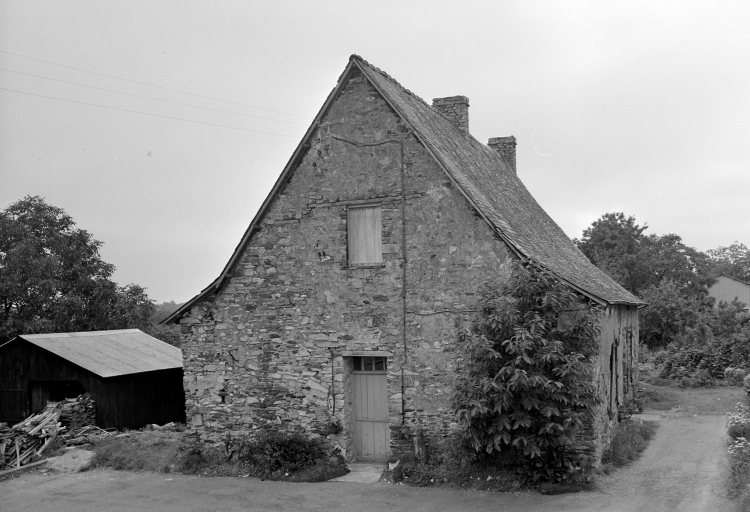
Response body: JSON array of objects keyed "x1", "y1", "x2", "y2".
[{"x1": 29, "y1": 380, "x2": 86, "y2": 413}]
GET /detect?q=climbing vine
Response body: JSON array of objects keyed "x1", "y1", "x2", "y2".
[{"x1": 452, "y1": 262, "x2": 601, "y2": 482}]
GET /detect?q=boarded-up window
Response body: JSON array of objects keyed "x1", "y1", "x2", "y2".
[{"x1": 347, "y1": 206, "x2": 382, "y2": 265}]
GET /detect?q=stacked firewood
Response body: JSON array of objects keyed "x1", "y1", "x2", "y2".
[
  {"x1": 0, "y1": 394, "x2": 98, "y2": 470},
  {"x1": 1, "y1": 403, "x2": 64, "y2": 470},
  {"x1": 59, "y1": 393, "x2": 96, "y2": 430}
]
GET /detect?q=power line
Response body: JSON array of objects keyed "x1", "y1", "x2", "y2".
[
  {"x1": 0, "y1": 49, "x2": 312, "y2": 120},
  {"x1": 0, "y1": 68, "x2": 309, "y2": 126},
  {"x1": 0, "y1": 87, "x2": 303, "y2": 138}
]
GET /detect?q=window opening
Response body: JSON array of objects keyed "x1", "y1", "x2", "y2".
[
  {"x1": 352, "y1": 356, "x2": 387, "y2": 372},
  {"x1": 347, "y1": 205, "x2": 382, "y2": 266}
]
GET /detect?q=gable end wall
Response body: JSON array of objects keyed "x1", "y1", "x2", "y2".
[
  {"x1": 178, "y1": 70, "x2": 638, "y2": 466},
  {"x1": 179, "y1": 71, "x2": 515, "y2": 455}
]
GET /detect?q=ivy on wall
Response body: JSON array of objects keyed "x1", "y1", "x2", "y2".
[{"x1": 452, "y1": 262, "x2": 601, "y2": 482}]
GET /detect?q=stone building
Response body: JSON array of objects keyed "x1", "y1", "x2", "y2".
[{"x1": 165, "y1": 55, "x2": 644, "y2": 464}]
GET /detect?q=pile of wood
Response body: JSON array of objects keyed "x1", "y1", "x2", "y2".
[
  {"x1": 1, "y1": 403, "x2": 63, "y2": 470},
  {"x1": 59, "y1": 393, "x2": 96, "y2": 430},
  {"x1": 0, "y1": 394, "x2": 98, "y2": 470}
]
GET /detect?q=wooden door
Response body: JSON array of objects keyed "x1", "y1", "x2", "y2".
[{"x1": 353, "y1": 366, "x2": 389, "y2": 461}]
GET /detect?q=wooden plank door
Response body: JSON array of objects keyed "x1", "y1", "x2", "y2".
[{"x1": 353, "y1": 372, "x2": 389, "y2": 461}]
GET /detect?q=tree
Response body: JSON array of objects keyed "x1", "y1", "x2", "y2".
[
  {"x1": 640, "y1": 233, "x2": 715, "y2": 298},
  {"x1": 452, "y1": 263, "x2": 600, "y2": 482},
  {"x1": 575, "y1": 213, "x2": 650, "y2": 295},
  {"x1": 707, "y1": 242, "x2": 750, "y2": 282},
  {"x1": 0, "y1": 196, "x2": 154, "y2": 343},
  {"x1": 576, "y1": 213, "x2": 721, "y2": 347},
  {"x1": 638, "y1": 281, "x2": 707, "y2": 347}
]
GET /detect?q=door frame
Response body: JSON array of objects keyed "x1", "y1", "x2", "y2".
[{"x1": 346, "y1": 354, "x2": 391, "y2": 461}]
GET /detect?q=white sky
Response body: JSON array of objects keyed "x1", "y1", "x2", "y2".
[{"x1": 1, "y1": 1, "x2": 748, "y2": 303}]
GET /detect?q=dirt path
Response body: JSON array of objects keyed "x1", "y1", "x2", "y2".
[{"x1": 1, "y1": 386, "x2": 743, "y2": 512}]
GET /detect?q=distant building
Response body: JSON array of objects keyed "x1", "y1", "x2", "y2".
[
  {"x1": 709, "y1": 274, "x2": 750, "y2": 311},
  {"x1": 0, "y1": 329, "x2": 186, "y2": 428}
]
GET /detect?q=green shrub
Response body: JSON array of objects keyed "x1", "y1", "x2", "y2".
[
  {"x1": 727, "y1": 402, "x2": 750, "y2": 440},
  {"x1": 452, "y1": 263, "x2": 600, "y2": 483},
  {"x1": 726, "y1": 401, "x2": 750, "y2": 505},
  {"x1": 618, "y1": 396, "x2": 643, "y2": 421},
  {"x1": 236, "y1": 430, "x2": 326, "y2": 478},
  {"x1": 600, "y1": 418, "x2": 658, "y2": 467},
  {"x1": 725, "y1": 367, "x2": 749, "y2": 386},
  {"x1": 728, "y1": 437, "x2": 750, "y2": 497}
]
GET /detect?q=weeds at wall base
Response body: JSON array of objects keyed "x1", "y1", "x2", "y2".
[
  {"x1": 89, "y1": 428, "x2": 348, "y2": 482},
  {"x1": 599, "y1": 418, "x2": 658, "y2": 472}
]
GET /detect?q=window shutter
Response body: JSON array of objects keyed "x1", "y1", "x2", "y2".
[{"x1": 348, "y1": 206, "x2": 382, "y2": 265}]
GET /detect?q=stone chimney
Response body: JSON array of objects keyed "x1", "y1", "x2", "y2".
[
  {"x1": 488, "y1": 136, "x2": 517, "y2": 174},
  {"x1": 432, "y1": 96, "x2": 469, "y2": 132}
]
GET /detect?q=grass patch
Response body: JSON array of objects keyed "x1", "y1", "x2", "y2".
[
  {"x1": 389, "y1": 453, "x2": 520, "y2": 492},
  {"x1": 90, "y1": 430, "x2": 186, "y2": 473},
  {"x1": 640, "y1": 383, "x2": 682, "y2": 411},
  {"x1": 282, "y1": 460, "x2": 348, "y2": 482},
  {"x1": 599, "y1": 418, "x2": 658, "y2": 474}
]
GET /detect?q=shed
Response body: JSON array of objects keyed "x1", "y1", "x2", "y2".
[{"x1": 0, "y1": 329, "x2": 186, "y2": 428}]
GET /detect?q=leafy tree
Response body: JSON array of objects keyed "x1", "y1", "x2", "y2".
[
  {"x1": 575, "y1": 213, "x2": 649, "y2": 295},
  {"x1": 640, "y1": 234, "x2": 715, "y2": 297},
  {"x1": 576, "y1": 213, "x2": 715, "y2": 297},
  {"x1": 452, "y1": 263, "x2": 600, "y2": 482},
  {"x1": 707, "y1": 242, "x2": 750, "y2": 282},
  {"x1": 0, "y1": 196, "x2": 154, "y2": 343},
  {"x1": 638, "y1": 282, "x2": 709, "y2": 347},
  {"x1": 152, "y1": 301, "x2": 183, "y2": 324},
  {"x1": 576, "y1": 213, "x2": 720, "y2": 347}
]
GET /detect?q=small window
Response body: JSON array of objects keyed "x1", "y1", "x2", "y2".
[
  {"x1": 347, "y1": 205, "x2": 382, "y2": 266},
  {"x1": 352, "y1": 356, "x2": 387, "y2": 372}
]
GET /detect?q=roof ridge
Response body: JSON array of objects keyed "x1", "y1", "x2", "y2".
[
  {"x1": 352, "y1": 55, "x2": 486, "y2": 147},
  {"x1": 351, "y1": 54, "x2": 428, "y2": 108},
  {"x1": 716, "y1": 273, "x2": 750, "y2": 286}
]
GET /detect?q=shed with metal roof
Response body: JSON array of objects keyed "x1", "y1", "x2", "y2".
[{"x1": 0, "y1": 329, "x2": 185, "y2": 428}]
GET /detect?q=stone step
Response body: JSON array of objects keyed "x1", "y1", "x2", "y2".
[{"x1": 329, "y1": 462, "x2": 385, "y2": 483}]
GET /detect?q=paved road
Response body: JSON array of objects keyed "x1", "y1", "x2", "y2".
[{"x1": 0, "y1": 407, "x2": 735, "y2": 511}]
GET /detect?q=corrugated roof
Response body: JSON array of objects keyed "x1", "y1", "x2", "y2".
[
  {"x1": 15, "y1": 329, "x2": 183, "y2": 378},
  {"x1": 352, "y1": 56, "x2": 643, "y2": 306},
  {"x1": 164, "y1": 55, "x2": 643, "y2": 324}
]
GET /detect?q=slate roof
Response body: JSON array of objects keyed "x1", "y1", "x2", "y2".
[
  {"x1": 165, "y1": 55, "x2": 642, "y2": 324},
  {"x1": 9, "y1": 329, "x2": 183, "y2": 378},
  {"x1": 352, "y1": 56, "x2": 643, "y2": 306}
]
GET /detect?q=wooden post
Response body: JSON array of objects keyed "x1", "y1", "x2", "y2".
[{"x1": 15, "y1": 438, "x2": 20, "y2": 468}]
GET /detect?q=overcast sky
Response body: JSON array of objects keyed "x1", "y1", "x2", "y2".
[{"x1": 1, "y1": 1, "x2": 748, "y2": 303}]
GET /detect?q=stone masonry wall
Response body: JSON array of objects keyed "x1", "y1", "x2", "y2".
[
  {"x1": 584, "y1": 304, "x2": 640, "y2": 466},
  {"x1": 179, "y1": 69, "x2": 514, "y2": 459}
]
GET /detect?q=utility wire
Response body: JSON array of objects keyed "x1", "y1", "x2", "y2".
[
  {"x1": 0, "y1": 68, "x2": 309, "y2": 126},
  {"x1": 0, "y1": 49, "x2": 312, "y2": 120},
  {"x1": 0, "y1": 87, "x2": 303, "y2": 138}
]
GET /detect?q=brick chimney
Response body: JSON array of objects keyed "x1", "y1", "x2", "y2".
[
  {"x1": 432, "y1": 96, "x2": 469, "y2": 132},
  {"x1": 488, "y1": 136, "x2": 517, "y2": 174}
]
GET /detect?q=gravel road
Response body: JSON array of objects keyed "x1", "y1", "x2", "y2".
[{"x1": 1, "y1": 387, "x2": 742, "y2": 512}]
